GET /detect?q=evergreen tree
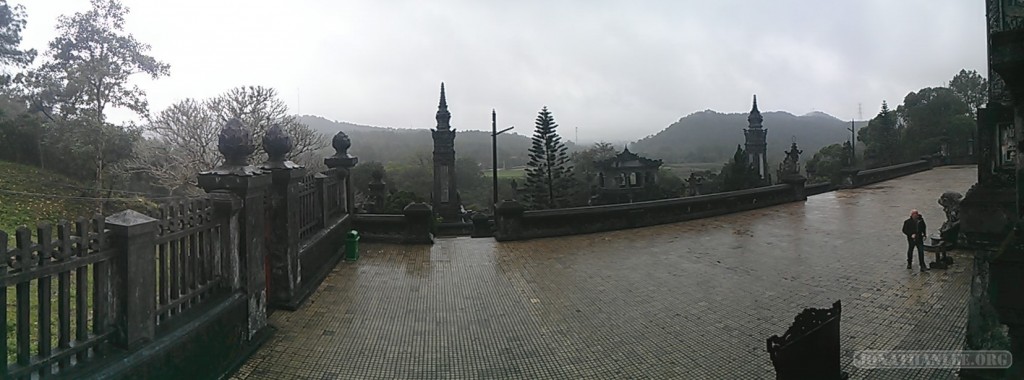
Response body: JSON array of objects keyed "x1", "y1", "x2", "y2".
[
  {"x1": 523, "y1": 107, "x2": 574, "y2": 209},
  {"x1": 719, "y1": 145, "x2": 761, "y2": 191},
  {"x1": 857, "y1": 101, "x2": 901, "y2": 167}
]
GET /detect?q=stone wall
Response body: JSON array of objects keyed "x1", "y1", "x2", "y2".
[
  {"x1": 844, "y1": 160, "x2": 933, "y2": 188},
  {"x1": 352, "y1": 203, "x2": 434, "y2": 244},
  {"x1": 495, "y1": 184, "x2": 804, "y2": 241}
]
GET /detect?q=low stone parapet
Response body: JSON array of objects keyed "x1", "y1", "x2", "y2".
[{"x1": 496, "y1": 184, "x2": 804, "y2": 241}]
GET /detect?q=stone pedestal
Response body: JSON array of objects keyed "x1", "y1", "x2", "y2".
[
  {"x1": 780, "y1": 174, "x2": 807, "y2": 201},
  {"x1": 838, "y1": 168, "x2": 859, "y2": 189},
  {"x1": 402, "y1": 202, "x2": 434, "y2": 244},
  {"x1": 471, "y1": 213, "x2": 493, "y2": 238},
  {"x1": 494, "y1": 200, "x2": 526, "y2": 241}
]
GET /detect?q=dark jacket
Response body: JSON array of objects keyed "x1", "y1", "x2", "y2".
[{"x1": 902, "y1": 216, "x2": 926, "y2": 242}]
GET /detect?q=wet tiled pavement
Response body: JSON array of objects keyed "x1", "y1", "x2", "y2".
[{"x1": 234, "y1": 166, "x2": 977, "y2": 379}]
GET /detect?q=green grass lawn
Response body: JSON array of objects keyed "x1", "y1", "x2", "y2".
[
  {"x1": 0, "y1": 161, "x2": 140, "y2": 367},
  {"x1": 0, "y1": 161, "x2": 101, "y2": 235},
  {"x1": 481, "y1": 164, "x2": 722, "y2": 180},
  {"x1": 662, "y1": 162, "x2": 723, "y2": 178},
  {"x1": 482, "y1": 167, "x2": 526, "y2": 179}
]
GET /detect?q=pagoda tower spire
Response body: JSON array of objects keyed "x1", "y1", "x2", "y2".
[
  {"x1": 436, "y1": 82, "x2": 451, "y2": 130},
  {"x1": 748, "y1": 94, "x2": 764, "y2": 128},
  {"x1": 743, "y1": 94, "x2": 770, "y2": 183},
  {"x1": 431, "y1": 82, "x2": 460, "y2": 221}
]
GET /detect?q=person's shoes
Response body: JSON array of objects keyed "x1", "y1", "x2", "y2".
[
  {"x1": 907, "y1": 263, "x2": 912, "y2": 269},
  {"x1": 920, "y1": 267, "x2": 929, "y2": 272}
]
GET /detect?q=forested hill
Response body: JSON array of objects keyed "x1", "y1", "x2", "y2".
[
  {"x1": 631, "y1": 110, "x2": 866, "y2": 164},
  {"x1": 299, "y1": 115, "x2": 557, "y2": 168}
]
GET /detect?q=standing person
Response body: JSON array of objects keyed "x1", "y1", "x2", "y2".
[{"x1": 902, "y1": 209, "x2": 928, "y2": 272}]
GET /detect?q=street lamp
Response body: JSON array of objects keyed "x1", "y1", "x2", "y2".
[
  {"x1": 492, "y1": 109, "x2": 513, "y2": 214},
  {"x1": 847, "y1": 120, "x2": 856, "y2": 166}
]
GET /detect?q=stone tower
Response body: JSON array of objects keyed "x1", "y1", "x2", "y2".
[
  {"x1": 744, "y1": 95, "x2": 770, "y2": 182},
  {"x1": 432, "y1": 83, "x2": 460, "y2": 221}
]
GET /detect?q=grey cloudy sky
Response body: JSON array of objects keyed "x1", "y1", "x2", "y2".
[{"x1": 20, "y1": 0, "x2": 986, "y2": 142}]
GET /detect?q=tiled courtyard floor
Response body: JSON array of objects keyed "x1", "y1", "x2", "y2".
[{"x1": 234, "y1": 166, "x2": 978, "y2": 379}]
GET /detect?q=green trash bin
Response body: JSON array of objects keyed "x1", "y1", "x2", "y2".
[{"x1": 345, "y1": 230, "x2": 360, "y2": 261}]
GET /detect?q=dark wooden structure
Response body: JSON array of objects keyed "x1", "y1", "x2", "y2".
[{"x1": 766, "y1": 300, "x2": 847, "y2": 380}]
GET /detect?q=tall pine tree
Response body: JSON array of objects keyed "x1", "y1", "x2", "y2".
[
  {"x1": 858, "y1": 101, "x2": 900, "y2": 167},
  {"x1": 523, "y1": 107, "x2": 574, "y2": 209}
]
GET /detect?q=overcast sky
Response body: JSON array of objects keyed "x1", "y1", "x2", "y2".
[{"x1": 19, "y1": 0, "x2": 987, "y2": 142}]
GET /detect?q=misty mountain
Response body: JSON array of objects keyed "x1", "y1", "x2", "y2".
[
  {"x1": 299, "y1": 115, "x2": 539, "y2": 168},
  {"x1": 631, "y1": 110, "x2": 866, "y2": 164}
]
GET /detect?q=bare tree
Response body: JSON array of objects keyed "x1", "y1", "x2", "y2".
[
  {"x1": 208, "y1": 85, "x2": 326, "y2": 163},
  {"x1": 127, "y1": 86, "x2": 328, "y2": 194},
  {"x1": 121, "y1": 98, "x2": 218, "y2": 195}
]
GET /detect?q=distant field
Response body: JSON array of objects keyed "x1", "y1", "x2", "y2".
[
  {"x1": 481, "y1": 164, "x2": 721, "y2": 180},
  {"x1": 482, "y1": 167, "x2": 526, "y2": 179},
  {"x1": 663, "y1": 162, "x2": 723, "y2": 178}
]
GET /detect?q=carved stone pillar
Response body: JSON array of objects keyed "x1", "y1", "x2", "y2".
[
  {"x1": 197, "y1": 118, "x2": 271, "y2": 339},
  {"x1": 325, "y1": 131, "x2": 358, "y2": 215},
  {"x1": 260, "y1": 123, "x2": 307, "y2": 309},
  {"x1": 402, "y1": 202, "x2": 434, "y2": 244}
]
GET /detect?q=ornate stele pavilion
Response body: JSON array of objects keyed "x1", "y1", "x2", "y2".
[{"x1": 594, "y1": 146, "x2": 664, "y2": 204}]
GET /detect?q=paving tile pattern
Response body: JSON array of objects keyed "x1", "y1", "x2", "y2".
[{"x1": 234, "y1": 166, "x2": 977, "y2": 379}]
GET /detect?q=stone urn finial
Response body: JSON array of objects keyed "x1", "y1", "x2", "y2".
[
  {"x1": 325, "y1": 130, "x2": 358, "y2": 171},
  {"x1": 261, "y1": 123, "x2": 300, "y2": 170},
  {"x1": 332, "y1": 131, "x2": 352, "y2": 157},
  {"x1": 218, "y1": 118, "x2": 255, "y2": 166}
]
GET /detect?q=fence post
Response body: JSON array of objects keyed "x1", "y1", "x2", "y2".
[
  {"x1": 105, "y1": 210, "x2": 158, "y2": 349},
  {"x1": 198, "y1": 118, "x2": 272, "y2": 340},
  {"x1": 260, "y1": 124, "x2": 307, "y2": 309},
  {"x1": 325, "y1": 131, "x2": 358, "y2": 215}
]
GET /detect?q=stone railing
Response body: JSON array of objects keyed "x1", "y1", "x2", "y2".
[
  {"x1": 805, "y1": 182, "x2": 835, "y2": 197},
  {"x1": 840, "y1": 160, "x2": 932, "y2": 188},
  {"x1": 352, "y1": 203, "x2": 434, "y2": 244},
  {"x1": 495, "y1": 183, "x2": 805, "y2": 241},
  {"x1": 0, "y1": 120, "x2": 359, "y2": 379}
]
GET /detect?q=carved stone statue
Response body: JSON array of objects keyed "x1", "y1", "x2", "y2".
[
  {"x1": 367, "y1": 170, "x2": 387, "y2": 213},
  {"x1": 938, "y1": 191, "x2": 963, "y2": 239},
  {"x1": 685, "y1": 173, "x2": 704, "y2": 196},
  {"x1": 782, "y1": 142, "x2": 802, "y2": 173}
]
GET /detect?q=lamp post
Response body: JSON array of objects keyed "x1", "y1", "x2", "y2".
[
  {"x1": 492, "y1": 109, "x2": 513, "y2": 214},
  {"x1": 847, "y1": 120, "x2": 856, "y2": 166}
]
